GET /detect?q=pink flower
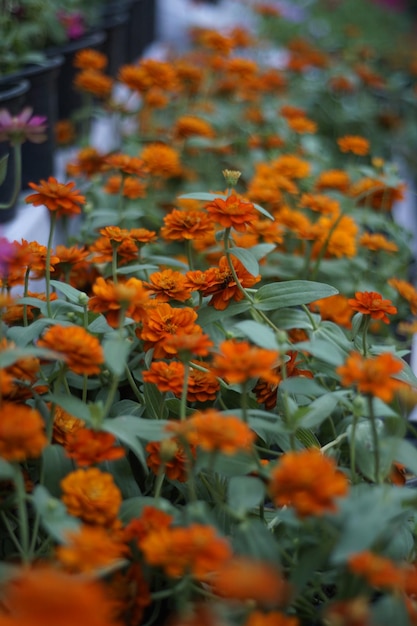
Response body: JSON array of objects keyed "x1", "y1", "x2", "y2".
[
  {"x1": 0, "y1": 108, "x2": 47, "y2": 144},
  {"x1": 57, "y1": 11, "x2": 86, "y2": 40}
]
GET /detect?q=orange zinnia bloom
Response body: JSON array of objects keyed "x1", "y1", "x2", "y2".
[
  {"x1": 337, "y1": 351, "x2": 406, "y2": 403},
  {"x1": 174, "y1": 115, "x2": 215, "y2": 139},
  {"x1": 0, "y1": 402, "x2": 47, "y2": 461},
  {"x1": 66, "y1": 146, "x2": 107, "y2": 178},
  {"x1": 359, "y1": 232, "x2": 398, "y2": 253},
  {"x1": 245, "y1": 612, "x2": 299, "y2": 626},
  {"x1": 190, "y1": 255, "x2": 260, "y2": 310},
  {"x1": 388, "y1": 277, "x2": 417, "y2": 315},
  {"x1": 139, "y1": 523, "x2": 232, "y2": 579},
  {"x1": 89, "y1": 276, "x2": 150, "y2": 327},
  {"x1": 253, "y1": 351, "x2": 313, "y2": 409},
  {"x1": 324, "y1": 598, "x2": 370, "y2": 626},
  {"x1": 146, "y1": 438, "x2": 194, "y2": 482},
  {"x1": 348, "y1": 551, "x2": 404, "y2": 590},
  {"x1": 140, "y1": 143, "x2": 182, "y2": 178},
  {"x1": 73, "y1": 68, "x2": 113, "y2": 99},
  {"x1": 52, "y1": 406, "x2": 85, "y2": 446},
  {"x1": 139, "y1": 303, "x2": 200, "y2": 358},
  {"x1": 109, "y1": 563, "x2": 151, "y2": 626},
  {"x1": 211, "y1": 557, "x2": 290, "y2": 608},
  {"x1": 211, "y1": 339, "x2": 279, "y2": 384},
  {"x1": 349, "y1": 177, "x2": 405, "y2": 211},
  {"x1": 337, "y1": 135, "x2": 370, "y2": 156},
  {"x1": 143, "y1": 361, "x2": 185, "y2": 395},
  {"x1": 25, "y1": 177, "x2": 85, "y2": 217},
  {"x1": 144, "y1": 269, "x2": 192, "y2": 302},
  {"x1": 348, "y1": 291, "x2": 397, "y2": 324},
  {"x1": 299, "y1": 193, "x2": 340, "y2": 216},
  {"x1": 124, "y1": 505, "x2": 173, "y2": 545},
  {"x1": 37, "y1": 325, "x2": 104, "y2": 375},
  {"x1": 0, "y1": 567, "x2": 121, "y2": 626},
  {"x1": 205, "y1": 194, "x2": 257, "y2": 232},
  {"x1": 168, "y1": 409, "x2": 256, "y2": 454},
  {"x1": 65, "y1": 428, "x2": 125, "y2": 466},
  {"x1": 61, "y1": 467, "x2": 122, "y2": 526},
  {"x1": 56, "y1": 524, "x2": 127, "y2": 573},
  {"x1": 310, "y1": 294, "x2": 354, "y2": 329},
  {"x1": 73, "y1": 48, "x2": 108, "y2": 70},
  {"x1": 287, "y1": 116, "x2": 317, "y2": 134},
  {"x1": 315, "y1": 169, "x2": 350, "y2": 194},
  {"x1": 188, "y1": 366, "x2": 220, "y2": 402},
  {"x1": 161, "y1": 208, "x2": 214, "y2": 241},
  {"x1": 164, "y1": 332, "x2": 213, "y2": 359},
  {"x1": 269, "y1": 448, "x2": 349, "y2": 517}
]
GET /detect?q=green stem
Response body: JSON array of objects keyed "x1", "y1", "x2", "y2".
[
  {"x1": 23, "y1": 267, "x2": 30, "y2": 327},
  {"x1": 180, "y1": 363, "x2": 190, "y2": 422},
  {"x1": 367, "y1": 395, "x2": 381, "y2": 484},
  {"x1": 350, "y1": 413, "x2": 359, "y2": 484},
  {"x1": 223, "y1": 227, "x2": 254, "y2": 304},
  {"x1": 13, "y1": 465, "x2": 30, "y2": 564},
  {"x1": 153, "y1": 469, "x2": 165, "y2": 499},
  {"x1": 125, "y1": 365, "x2": 143, "y2": 403},
  {"x1": 240, "y1": 380, "x2": 248, "y2": 423},
  {"x1": 0, "y1": 142, "x2": 22, "y2": 210},
  {"x1": 45, "y1": 212, "x2": 57, "y2": 319},
  {"x1": 111, "y1": 242, "x2": 119, "y2": 283},
  {"x1": 362, "y1": 316, "x2": 370, "y2": 357},
  {"x1": 311, "y1": 212, "x2": 344, "y2": 280},
  {"x1": 0, "y1": 510, "x2": 24, "y2": 558}
]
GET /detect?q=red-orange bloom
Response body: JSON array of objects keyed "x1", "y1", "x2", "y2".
[
  {"x1": 253, "y1": 351, "x2": 313, "y2": 410},
  {"x1": 52, "y1": 406, "x2": 85, "y2": 446},
  {"x1": 348, "y1": 551, "x2": 404, "y2": 590},
  {"x1": 245, "y1": 612, "x2": 299, "y2": 626},
  {"x1": 348, "y1": 291, "x2": 397, "y2": 324},
  {"x1": 337, "y1": 351, "x2": 406, "y2": 403},
  {"x1": 61, "y1": 467, "x2": 122, "y2": 526},
  {"x1": 37, "y1": 325, "x2": 104, "y2": 375},
  {"x1": 0, "y1": 402, "x2": 47, "y2": 461},
  {"x1": 269, "y1": 448, "x2": 349, "y2": 517},
  {"x1": 388, "y1": 278, "x2": 417, "y2": 315},
  {"x1": 65, "y1": 428, "x2": 125, "y2": 466},
  {"x1": 168, "y1": 409, "x2": 256, "y2": 454},
  {"x1": 144, "y1": 269, "x2": 192, "y2": 302},
  {"x1": 25, "y1": 177, "x2": 85, "y2": 217},
  {"x1": 205, "y1": 194, "x2": 257, "y2": 232},
  {"x1": 0, "y1": 567, "x2": 121, "y2": 626},
  {"x1": 140, "y1": 143, "x2": 182, "y2": 178},
  {"x1": 188, "y1": 366, "x2": 220, "y2": 402},
  {"x1": 337, "y1": 135, "x2": 370, "y2": 156},
  {"x1": 139, "y1": 303, "x2": 200, "y2": 358},
  {"x1": 124, "y1": 505, "x2": 173, "y2": 545},
  {"x1": 164, "y1": 332, "x2": 213, "y2": 359},
  {"x1": 88, "y1": 276, "x2": 150, "y2": 327},
  {"x1": 145, "y1": 438, "x2": 195, "y2": 482},
  {"x1": 161, "y1": 208, "x2": 215, "y2": 241},
  {"x1": 211, "y1": 557, "x2": 290, "y2": 608},
  {"x1": 139, "y1": 523, "x2": 232, "y2": 579},
  {"x1": 56, "y1": 524, "x2": 127, "y2": 573},
  {"x1": 143, "y1": 361, "x2": 185, "y2": 395},
  {"x1": 211, "y1": 339, "x2": 279, "y2": 384}
]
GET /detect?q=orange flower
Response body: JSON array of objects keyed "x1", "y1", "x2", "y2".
[
  {"x1": 245, "y1": 612, "x2": 299, "y2": 626},
  {"x1": 211, "y1": 557, "x2": 290, "y2": 608},
  {"x1": 324, "y1": 597, "x2": 370, "y2": 626},
  {"x1": 74, "y1": 68, "x2": 113, "y2": 98},
  {"x1": 52, "y1": 406, "x2": 85, "y2": 446},
  {"x1": 272, "y1": 154, "x2": 310, "y2": 179},
  {"x1": 55, "y1": 119, "x2": 75, "y2": 145},
  {"x1": 211, "y1": 339, "x2": 279, "y2": 384},
  {"x1": 124, "y1": 505, "x2": 173, "y2": 545},
  {"x1": 139, "y1": 523, "x2": 232, "y2": 579},
  {"x1": 139, "y1": 303, "x2": 200, "y2": 358},
  {"x1": 349, "y1": 177, "x2": 405, "y2": 211},
  {"x1": 348, "y1": 291, "x2": 397, "y2": 324},
  {"x1": 348, "y1": 551, "x2": 404, "y2": 590},
  {"x1": 161, "y1": 208, "x2": 214, "y2": 241},
  {"x1": 337, "y1": 351, "x2": 406, "y2": 403},
  {"x1": 0, "y1": 402, "x2": 47, "y2": 462},
  {"x1": 25, "y1": 177, "x2": 85, "y2": 217},
  {"x1": 269, "y1": 448, "x2": 349, "y2": 517},
  {"x1": 65, "y1": 428, "x2": 125, "y2": 466},
  {"x1": 190, "y1": 255, "x2": 260, "y2": 310},
  {"x1": 146, "y1": 438, "x2": 194, "y2": 482},
  {"x1": 140, "y1": 143, "x2": 182, "y2": 178},
  {"x1": 174, "y1": 115, "x2": 215, "y2": 139},
  {"x1": 144, "y1": 269, "x2": 192, "y2": 302},
  {"x1": 287, "y1": 116, "x2": 317, "y2": 134},
  {"x1": 0, "y1": 567, "x2": 121, "y2": 626},
  {"x1": 37, "y1": 325, "x2": 104, "y2": 375},
  {"x1": 312, "y1": 215, "x2": 358, "y2": 259},
  {"x1": 310, "y1": 294, "x2": 354, "y2": 329},
  {"x1": 66, "y1": 146, "x2": 107, "y2": 178},
  {"x1": 299, "y1": 193, "x2": 340, "y2": 216},
  {"x1": 359, "y1": 232, "x2": 398, "y2": 253},
  {"x1": 109, "y1": 563, "x2": 151, "y2": 626},
  {"x1": 164, "y1": 332, "x2": 213, "y2": 359},
  {"x1": 315, "y1": 169, "x2": 350, "y2": 193},
  {"x1": 73, "y1": 48, "x2": 108, "y2": 70},
  {"x1": 337, "y1": 135, "x2": 370, "y2": 156},
  {"x1": 253, "y1": 351, "x2": 313, "y2": 410},
  {"x1": 61, "y1": 467, "x2": 122, "y2": 526},
  {"x1": 56, "y1": 525, "x2": 127, "y2": 573},
  {"x1": 388, "y1": 277, "x2": 417, "y2": 315},
  {"x1": 169, "y1": 409, "x2": 256, "y2": 454},
  {"x1": 105, "y1": 154, "x2": 145, "y2": 176},
  {"x1": 88, "y1": 276, "x2": 150, "y2": 328},
  {"x1": 188, "y1": 366, "x2": 220, "y2": 402},
  {"x1": 143, "y1": 361, "x2": 185, "y2": 395},
  {"x1": 205, "y1": 194, "x2": 257, "y2": 232}
]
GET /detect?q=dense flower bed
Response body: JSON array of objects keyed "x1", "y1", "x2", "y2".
[{"x1": 2, "y1": 1, "x2": 417, "y2": 625}]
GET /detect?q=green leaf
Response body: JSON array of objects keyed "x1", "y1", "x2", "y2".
[
  {"x1": 252, "y1": 202, "x2": 274, "y2": 221},
  {"x1": 45, "y1": 393, "x2": 93, "y2": 422},
  {"x1": 143, "y1": 381, "x2": 169, "y2": 421},
  {"x1": 295, "y1": 428, "x2": 321, "y2": 448},
  {"x1": 103, "y1": 334, "x2": 132, "y2": 376},
  {"x1": 254, "y1": 280, "x2": 338, "y2": 311},
  {"x1": 117, "y1": 264, "x2": 159, "y2": 275},
  {"x1": 50, "y1": 280, "x2": 87, "y2": 304},
  {"x1": 295, "y1": 391, "x2": 347, "y2": 429},
  {"x1": 0, "y1": 154, "x2": 8, "y2": 187},
  {"x1": 235, "y1": 320, "x2": 279, "y2": 349},
  {"x1": 230, "y1": 247, "x2": 259, "y2": 276},
  {"x1": 232, "y1": 519, "x2": 282, "y2": 564},
  {"x1": 178, "y1": 192, "x2": 224, "y2": 201},
  {"x1": 0, "y1": 458, "x2": 15, "y2": 480},
  {"x1": 103, "y1": 417, "x2": 148, "y2": 470},
  {"x1": 385, "y1": 437, "x2": 417, "y2": 474},
  {"x1": 196, "y1": 300, "x2": 251, "y2": 327},
  {"x1": 119, "y1": 496, "x2": 175, "y2": 523},
  {"x1": 88, "y1": 315, "x2": 113, "y2": 334},
  {"x1": 31, "y1": 485, "x2": 80, "y2": 542},
  {"x1": 227, "y1": 476, "x2": 265, "y2": 514},
  {"x1": 6, "y1": 319, "x2": 53, "y2": 346},
  {"x1": 41, "y1": 445, "x2": 75, "y2": 498}
]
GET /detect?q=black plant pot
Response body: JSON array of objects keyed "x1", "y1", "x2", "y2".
[
  {"x1": 1, "y1": 56, "x2": 64, "y2": 189},
  {"x1": 0, "y1": 78, "x2": 30, "y2": 222},
  {"x1": 127, "y1": 0, "x2": 156, "y2": 62},
  {"x1": 99, "y1": 3, "x2": 131, "y2": 77},
  {"x1": 46, "y1": 30, "x2": 107, "y2": 121}
]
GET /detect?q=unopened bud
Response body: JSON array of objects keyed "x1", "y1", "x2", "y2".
[{"x1": 222, "y1": 169, "x2": 241, "y2": 187}]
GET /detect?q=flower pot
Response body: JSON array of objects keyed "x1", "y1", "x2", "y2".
[
  {"x1": 46, "y1": 30, "x2": 107, "y2": 121},
  {"x1": 0, "y1": 78, "x2": 30, "y2": 222},
  {"x1": 127, "y1": 0, "x2": 156, "y2": 62},
  {"x1": 99, "y1": 3, "x2": 131, "y2": 77},
  {"x1": 0, "y1": 56, "x2": 64, "y2": 189}
]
